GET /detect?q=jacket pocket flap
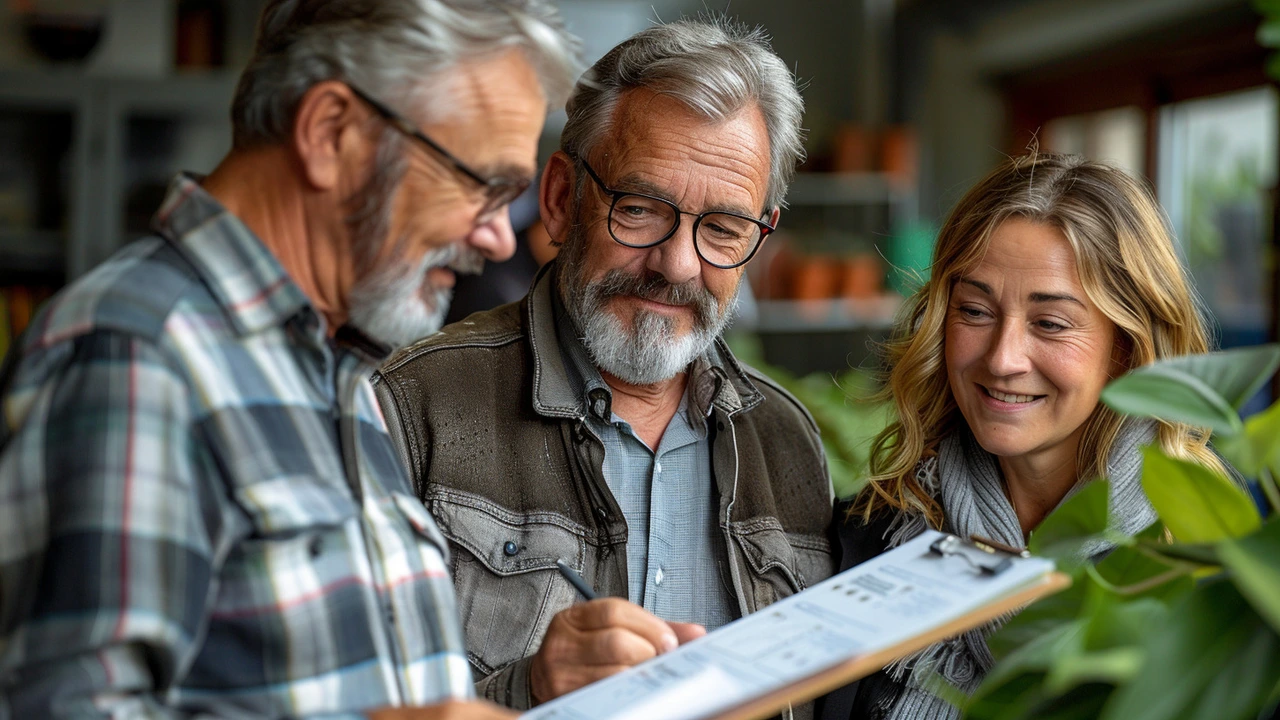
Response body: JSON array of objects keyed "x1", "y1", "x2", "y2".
[
  {"x1": 431, "y1": 498, "x2": 583, "y2": 576},
  {"x1": 735, "y1": 525, "x2": 804, "y2": 592}
]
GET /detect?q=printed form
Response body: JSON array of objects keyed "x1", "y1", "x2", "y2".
[{"x1": 524, "y1": 529, "x2": 1057, "y2": 720}]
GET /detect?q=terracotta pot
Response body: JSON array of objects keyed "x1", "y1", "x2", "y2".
[
  {"x1": 832, "y1": 124, "x2": 876, "y2": 173},
  {"x1": 792, "y1": 257, "x2": 840, "y2": 300},
  {"x1": 880, "y1": 125, "x2": 918, "y2": 184},
  {"x1": 841, "y1": 255, "x2": 883, "y2": 299}
]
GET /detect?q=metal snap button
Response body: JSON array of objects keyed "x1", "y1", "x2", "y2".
[{"x1": 503, "y1": 541, "x2": 519, "y2": 557}]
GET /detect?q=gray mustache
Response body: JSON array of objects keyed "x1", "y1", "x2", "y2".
[
  {"x1": 425, "y1": 242, "x2": 485, "y2": 276},
  {"x1": 592, "y1": 269, "x2": 718, "y2": 325}
]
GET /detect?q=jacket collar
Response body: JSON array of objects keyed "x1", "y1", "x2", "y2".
[
  {"x1": 525, "y1": 261, "x2": 765, "y2": 420},
  {"x1": 152, "y1": 174, "x2": 311, "y2": 338}
]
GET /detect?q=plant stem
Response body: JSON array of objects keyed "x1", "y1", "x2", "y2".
[
  {"x1": 1086, "y1": 563, "x2": 1193, "y2": 596},
  {"x1": 1259, "y1": 467, "x2": 1280, "y2": 516}
]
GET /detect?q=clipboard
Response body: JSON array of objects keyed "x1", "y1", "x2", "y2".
[
  {"x1": 713, "y1": 569, "x2": 1071, "y2": 720},
  {"x1": 523, "y1": 530, "x2": 1071, "y2": 720}
]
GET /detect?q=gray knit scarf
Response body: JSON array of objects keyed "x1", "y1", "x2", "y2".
[{"x1": 881, "y1": 418, "x2": 1158, "y2": 720}]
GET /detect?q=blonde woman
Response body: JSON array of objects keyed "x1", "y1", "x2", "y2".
[{"x1": 817, "y1": 153, "x2": 1227, "y2": 720}]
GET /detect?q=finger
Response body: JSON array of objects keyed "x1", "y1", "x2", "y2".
[
  {"x1": 583, "y1": 626, "x2": 661, "y2": 666},
  {"x1": 668, "y1": 621, "x2": 706, "y2": 644},
  {"x1": 568, "y1": 599, "x2": 678, "y2": 653},
  {"x1": 573, "y1": 663, "x2": 633, "y2": 688}
]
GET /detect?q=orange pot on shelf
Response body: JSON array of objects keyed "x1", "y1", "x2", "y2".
[
  {"x1": 792, "y1": 256, "x2": 840, "y2": 301},
  {"x1": 841, "y1": 254, "x2": 883, "y2": 300},
  {"x1": 880, "y1": 125, "x2": 918, "y2": 185},
  {"x1": 831, "y1": 124, "x2": 876, "y2": 173}
]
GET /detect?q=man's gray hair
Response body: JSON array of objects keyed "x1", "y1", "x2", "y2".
[
  {"x1": 561, "y1": 18, "x2": 805, "y2": 211},
  {"x1": 231, "y1": 0, "x2": 581, "y2": 148}
]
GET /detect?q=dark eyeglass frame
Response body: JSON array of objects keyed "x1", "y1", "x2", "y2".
[
  {"x1": 347, "y1": 84, "x2": 531, "y2": 219},
  {"x1": 577, "y1": 158, "x2": 775, "y2": 270}
]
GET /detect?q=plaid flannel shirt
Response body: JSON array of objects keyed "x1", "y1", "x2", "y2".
[{"x1": 0, "y1": 176, "x2": 472, "y2": 718}]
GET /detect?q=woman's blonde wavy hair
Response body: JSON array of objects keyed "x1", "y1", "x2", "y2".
[{"x1": 853, "y1": 152, "x2": 1225, "y2": 527}]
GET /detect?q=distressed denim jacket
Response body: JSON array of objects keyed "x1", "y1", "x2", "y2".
[{"x1": 372, "y1": 264, "x2": 836, "y2": 716}]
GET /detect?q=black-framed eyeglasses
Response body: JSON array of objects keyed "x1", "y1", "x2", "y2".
[
  {"x1": 577, "y1": 158, "x2": 775, "y2": 270},
  {"x1": 347, "y1": 84, "x2": 531, "y2": 220}
]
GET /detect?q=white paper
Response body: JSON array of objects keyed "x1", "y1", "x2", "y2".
[{"x1": 523, "y1": 530, "x2": 1055, "y2": 720}]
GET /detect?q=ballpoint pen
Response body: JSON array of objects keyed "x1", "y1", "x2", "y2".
[{"x1": 555, "y1": 559, "x2": 599, "y2": 601}]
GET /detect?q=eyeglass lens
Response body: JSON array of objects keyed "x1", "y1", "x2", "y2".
[
  {"x1": 478, "y1": 181, "x2": 529, "y2": 220},
  {"x1": 608, "y1": 195, "x2": 764, "y2": 268}
]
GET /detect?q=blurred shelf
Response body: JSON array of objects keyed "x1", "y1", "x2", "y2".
[
  {"x1": 107, "y1": 72, "x2": 239, "y2": 115},
  {"x1": 0, "y1": 70, "x2": 238, "y2": 281},
  {"x1": 755, "y1": 296, "x2": 900, "y2": 333},
  {"x1": 787, "y1": 172, "x2": 913, "y2": 206},
  {"x1": 0, "y1": 228, "x2": 65, "y2": 277}
]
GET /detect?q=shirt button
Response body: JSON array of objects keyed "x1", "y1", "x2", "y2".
[
  {"x1": 503, "y1": 541, "x2": 519, "y2": 557},
  {"x1": 655, "y1": 567, "x2": 665, "y2": 586},
  {"x1": 654, "y1": 461, "x2": 663, "y2": 475}
]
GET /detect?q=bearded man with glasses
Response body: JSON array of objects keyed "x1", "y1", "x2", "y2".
[
  {"x1": 0, "y1": 1, "x2": 579, "y2": 718},
  {"x1": 373, "y1": 19, "x2": 836, "y2": 718}
]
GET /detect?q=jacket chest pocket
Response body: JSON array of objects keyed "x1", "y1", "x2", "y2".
[
  {"x1": 734, "y1": 525, "x2": 826, "y2": 609},
  {"x1": 430, "y1": 498, "x2": 586, "y2": 676}
]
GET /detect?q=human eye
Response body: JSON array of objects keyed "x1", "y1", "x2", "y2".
[
  {"x1": 613, "y1": 196, "x2": 672, "y2": 226},
  {"x1": 956, "y1": 305, "x2": 989, "y2": 321},
  {"x1": 1036, "y1": 319, "x2": 1068, "y2": 332},
  {"x1": 617, "y1": 201, "x2": 651, "y2": 217}
]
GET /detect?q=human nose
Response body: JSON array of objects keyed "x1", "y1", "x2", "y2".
[
  {"x1": 986, "y1": 319, "x2": 1033, "y2": 377},
  {"x1": 465, "y1": 206, "x2": 517, "y2": 262},
  {"x1": 645, "y1": 218, "x2": 701, "y2": 286}
]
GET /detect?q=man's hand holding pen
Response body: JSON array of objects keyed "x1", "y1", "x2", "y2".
[{"x1": 529, "y1": 598, "x2": 707, "y2": 704}]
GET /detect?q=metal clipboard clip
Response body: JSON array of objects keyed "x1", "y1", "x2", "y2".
[{"x1": 928, "y1": 533, "x2": 1031, "y2": 576}]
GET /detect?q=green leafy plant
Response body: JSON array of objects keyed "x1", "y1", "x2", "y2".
[
  {"x1": 762, "y1": 365, "x2": 890, "y2": 500},
  {"x1": 967, "y1": 345, "x2": 1280, "y2": 720},
  {"x1": 725, "y1": 332, "x2": 890, "y2": 499}
]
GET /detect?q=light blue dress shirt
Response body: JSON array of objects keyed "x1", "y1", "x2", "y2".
[{"x1": 555, "y1": 297, "x2": 739, "y2": 630}]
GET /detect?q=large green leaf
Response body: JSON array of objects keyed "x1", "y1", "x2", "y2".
[
  {"x1": 1260, "y1": 17, "x2": 1280, "y2": 47},
  {"x1": 1140, "y1": 446, "x2": 1261, "y2": 542},
  {"x1": 970, "y1": 622, "x2": 1086, "y2": 720},
  {"x1": 986, "y1": 573, "x2": 1088, "y2": 659},
  {"x1": 965, "y1": 672, "x2": 1051, "y2": 720},
  {"x1": 1100, "y1": 580, "x2": 1280, "y2": 720},
  {"x1": 1042, "y1": 596, "x2": 1164, "y2": 694},
  {"x1": 1101, "y1": 345, "x2": 1280, "y2": 434},
  {"x1": 1219, "y1": 518, "x2": 1280, "y2": 634},
  {"x1": 1091, "y1": 545, "x2": 1193, "y2": 602},
  {"x1": 1028, "y1": 481, "x2": 1112, "y2": 565},
  {"x1": 1136, "y1": 539, "x2": 1220, "y2": 567},
  {"x1": 967, "y1": 680, "x2": 1115, "y2": 720},
  {"x1": 1215, "y1": 398, "x2": 1280, "y2": 477}
]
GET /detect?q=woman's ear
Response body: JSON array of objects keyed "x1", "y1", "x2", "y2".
[{"x1": 540, "y1": 151, "x2": 575, "y2": 247}]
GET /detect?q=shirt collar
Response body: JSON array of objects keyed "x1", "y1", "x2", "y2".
[{"x1": 152, "y1": 174, "x2": 311, "y2": 337}]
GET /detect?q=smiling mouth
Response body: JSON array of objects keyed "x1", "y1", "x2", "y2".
[{"x1": 983, "y1": 386, "x2": 1045, "y2": 404}]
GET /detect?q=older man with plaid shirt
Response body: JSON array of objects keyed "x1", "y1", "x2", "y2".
[{"x1": 0, "y1": 2, "x2": 578, "y2": 718}]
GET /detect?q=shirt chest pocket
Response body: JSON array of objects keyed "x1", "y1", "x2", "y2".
[
  {"x1": 232, "y1": 477, "x2": 358, "y2": 537},
  {"x1": 429, "y1": 498, "x2": 585, "y2": 676}
]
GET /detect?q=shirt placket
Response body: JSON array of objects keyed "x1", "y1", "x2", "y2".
[
  {"x1": 642, "y1": 406, "x2": 703, "y2": 617},
  {"x1": 333, "y1": 349, "x2": 410, "y2": 704}
]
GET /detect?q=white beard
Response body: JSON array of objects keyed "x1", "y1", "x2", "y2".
[
  {"x1": 347, "y1": 242, "x2": 483, "y2": 350},
  {"x1": 578, "y1": 300, "x2": 728, "y2": 385}
]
